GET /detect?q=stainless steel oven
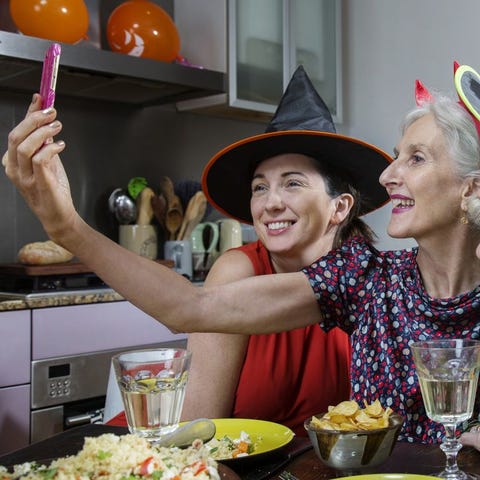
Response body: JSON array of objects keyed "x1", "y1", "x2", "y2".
[{"x1": 30, "y1": 340, "x2": 186, "y2": 443}]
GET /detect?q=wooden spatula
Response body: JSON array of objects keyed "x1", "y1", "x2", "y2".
[
  {"x1": 151, "y1": 192, "x2": 167, "y2": 230},
  {"x1": 177, "y1": 191, "x2": 207, "y2": 241},
  {"x1": 136, "y1": 187, "x2": 155, "y2": 225}
]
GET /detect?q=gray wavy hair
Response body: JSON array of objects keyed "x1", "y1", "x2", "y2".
[{"x1": 401, "y1": 93, "x2": 480, "y2": 226}]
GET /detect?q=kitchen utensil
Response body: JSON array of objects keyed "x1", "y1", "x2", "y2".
[
  {"x1": 175, "y1": 180, "x2": 213, "y2": 217},
  {"x1": 119, "y1": 225, "x2": 157, "y2": 259},
  {"x1": 113, "y1": 192, "x2": 137, "y2": 224},
  {"x1": 175, "y1": 180, "x2": 201, "y2": 211},
  {"x1": 217, "y1": 218, "x2": 243, "y2": 253},
  {"x1": 108, "y1": 188, "x2": 123, "y2": 213},
  {"x1": 136, "y1": 186, "x2": 155, "y2": 225},
  {"x1": 176, "y1": 191, "x2": 207, "y2": 241},
  {"x1": 159, "y1": 176, "x2": 184, "y2": 240},
  {"x1": 151, "y1": 192, "x2": 167, "y2": 230},
  {"x1": 154, "y1": 418, "x2": 216, "y2": 448},
  {"x1": 190, "y1": 222, "x2": 220, "y2": 282},
  {"x1": 164, "y1": 240, "x2": 192, "y2": 279},
  {"x1": 127, "y1": 176, "x2": 148, "y2": 200}
]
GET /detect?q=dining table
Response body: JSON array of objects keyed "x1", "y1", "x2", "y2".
[{"x1": 1, "y1": 423, "x2": 479, "y2": 479}]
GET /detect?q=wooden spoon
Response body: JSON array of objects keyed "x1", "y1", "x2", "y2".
[
  {"x1": 159, "y1": 176, "x2": 184, "y2": 240},
  {"x1": 136, "y1": 187, "x2": 156, "y2": 225},
  {"x1": 151, "y1": 192, "x2": 167, "y2": 230},
  {"x1": 177, "y1": 191, "x2": 207, "y2": 241}
]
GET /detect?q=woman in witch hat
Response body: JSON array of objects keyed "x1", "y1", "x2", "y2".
[
  {"x1": 4, "y1": 63, "x2": 480, "y2": 444},
  {"x1": 180, "y1": 66, "x2": 389, "y2": 435}
]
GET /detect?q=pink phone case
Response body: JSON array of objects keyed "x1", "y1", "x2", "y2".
[{"x1": 40, "y1": 43, "x2": 61, "y2": 109}]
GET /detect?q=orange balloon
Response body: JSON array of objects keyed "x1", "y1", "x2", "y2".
[
  {"x1": 107, "y1": 0, "x2": 180, "y2": 62},
  {"x1": 9, "y1": 0, "x2": 89, "y2": 44}
]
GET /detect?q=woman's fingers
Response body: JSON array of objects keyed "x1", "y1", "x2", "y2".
[
  {"x1": 459, "y1": 427, "x2": 480, "y2": 449},
  {"x1": 7, "y1": 108, "x2": 60, "y2": 179},
  {"x1": 26, "y1": 93, "x2": 42, "y2": 115}
]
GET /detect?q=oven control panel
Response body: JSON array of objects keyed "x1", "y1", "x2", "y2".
[
  {"x1": 30, "y1": 339, "x2": 187, "y2": 409},
  {"x1": 31, "y1": 349, "x2": 116, "y2": 409}
]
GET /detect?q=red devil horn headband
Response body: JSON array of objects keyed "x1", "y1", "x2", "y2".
[{"x1": 415, "y1": 62, "x2": 480, "y2": 136}]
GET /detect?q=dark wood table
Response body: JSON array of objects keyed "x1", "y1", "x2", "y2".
[{"x1": 1, "y1": 424, "x2": 479, "y2": 479}]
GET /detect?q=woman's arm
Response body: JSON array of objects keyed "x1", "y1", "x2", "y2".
[
  {"x1": 181, "y1": 250, "x2": 253, "y2": 421},
  {"x1": 4, "y1": 97, "x2": 321, "y2": 334}
]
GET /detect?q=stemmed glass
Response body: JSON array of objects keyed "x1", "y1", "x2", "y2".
[{"x1": 411, "y1": 339, "x2": 480, "y2": 480}]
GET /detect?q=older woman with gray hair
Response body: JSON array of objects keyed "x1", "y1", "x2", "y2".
[{"x1": 4, "y1": 63, "x2": 480, "y2": 445}]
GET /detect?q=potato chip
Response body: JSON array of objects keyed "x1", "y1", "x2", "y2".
[
  {"x1": 330, "y1": 400, "x2": 359, "y2": 416},
  {"x1": 363, "y1": 399, "x2": 383, "y2": 417},
  {"x1": 310, "y1": 399, "x2": 394, "y2": 432}
]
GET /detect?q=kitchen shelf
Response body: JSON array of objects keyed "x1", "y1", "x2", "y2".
[{"x1": 0, "y1": 31, "x2": 226, "y2": 106}]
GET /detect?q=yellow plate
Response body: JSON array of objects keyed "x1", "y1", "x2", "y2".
[
  {"x1": 210, "y1": 418, "x2": 294, "y2": 461},
  {"x1": 337, "y1": 475, "x2": 440, "y2": 480}
]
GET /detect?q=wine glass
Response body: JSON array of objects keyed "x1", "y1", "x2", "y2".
[{"x1": 411, "y1": 339, "x2": 480, "y2": 480}]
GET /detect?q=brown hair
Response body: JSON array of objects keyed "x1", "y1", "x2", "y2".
[{"x1": 311, "y1": 159, "x2": 377, "y2": 247}]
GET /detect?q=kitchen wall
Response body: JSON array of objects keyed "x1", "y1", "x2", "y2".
[
  {"x1": 0, "y1": 93, "x2": 263, "y2": 263},
  {"x1": 1, "y1": 0, "x2": 480, "y2": 262}
]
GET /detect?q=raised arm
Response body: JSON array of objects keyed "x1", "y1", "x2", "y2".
[{"x1": 4, "y1": 96, "x2": 321, "y2": 334}]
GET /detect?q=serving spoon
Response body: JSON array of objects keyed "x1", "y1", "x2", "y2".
[{"x1": 153, "y1": 418, "x2": 216, "y2": 448}]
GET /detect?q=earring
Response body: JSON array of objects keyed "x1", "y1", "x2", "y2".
[{"x1": 461, "y1": 213, "x2": 469, "y2": 225}]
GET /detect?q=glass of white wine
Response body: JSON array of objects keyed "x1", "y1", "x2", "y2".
[{"x1": 411, "y1": 339, "x2": 480, "y2": 480}]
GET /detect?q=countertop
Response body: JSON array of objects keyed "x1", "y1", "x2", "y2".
[
  {"x1": 0, "y1": 289, "x2": 125, "y2": 312},
  {"x1": 0, "y1": 260, "x2": 176, "y2": 312}
]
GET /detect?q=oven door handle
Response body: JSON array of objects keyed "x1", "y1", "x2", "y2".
[{"x1": 65, "y1": 410, "x2": 103, "y2": 427}]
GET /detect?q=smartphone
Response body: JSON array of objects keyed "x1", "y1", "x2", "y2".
[{"x1": 39, "y1": 43, "x2": 62, "y2": 109}]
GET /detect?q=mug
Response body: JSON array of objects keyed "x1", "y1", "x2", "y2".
[
  {"x1": 164, "y1": 240, "x2": 193, "y2": 279},
  {"x1": 190, "y1": 222, "x2": 219, "y2": 253},
  {"x1": 190, "y1": 222, "x2": 219, "y2": 282},
  {"x1": 217, "y1": 218, "x2": 243, "y2": 254},
  {"x1": 119, "y1": 225, "x2": 157, "y2": 260}
]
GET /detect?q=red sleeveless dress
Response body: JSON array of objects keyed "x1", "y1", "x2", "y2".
[{"x1": 231, "y1": 241, "x2": 351, "y2": 436}]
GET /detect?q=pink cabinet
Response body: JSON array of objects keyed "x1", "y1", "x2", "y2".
[
  {"x1": 32, "y1": 301, "x2": 185, "y2": 359},
  {"x1": 0, "y1": 310, "x2": 31, "y2": 455},
  {"x1": 0, "y1": 385, "x2": 30, "y2": 455},
  {"x1": 1, "y1": 301, "x2": 187, "y2": 455}
]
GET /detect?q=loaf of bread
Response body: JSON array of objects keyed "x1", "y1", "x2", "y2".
[{"x1": 17, "y1": 240, "x2": 74, "y2": 265}]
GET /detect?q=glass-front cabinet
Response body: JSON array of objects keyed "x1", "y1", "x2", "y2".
[
  {"x1": 176, "y1": 0, "x2": 341, "y2": 122},
  {"x1": 231, "y1": 0, "x2": 341, "y2": 120}
]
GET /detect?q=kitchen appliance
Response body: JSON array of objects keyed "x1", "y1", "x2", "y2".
[
  {"x1": 0, "y1": 262, "x2": 114, "y2": 300},
  {"x1": 0, "y1": 260, "x2": 173, "y2": 299},
  {"x1": 30, "y1": 339, "x2": 186, "y2": 443}
]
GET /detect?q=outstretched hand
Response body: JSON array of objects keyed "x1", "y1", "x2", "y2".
[
  {"x1": 460, "y1": 425, "x2": 480, "y2": 451},
  {"x1": 3, "y1": 94, "x2": 77, "y2": 243}
]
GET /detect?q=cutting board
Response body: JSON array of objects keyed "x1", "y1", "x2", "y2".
[{"x1": 0, "y1": 260, "x2": 174, "y2": 277}]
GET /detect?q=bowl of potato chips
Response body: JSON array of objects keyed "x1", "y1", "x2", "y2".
[{"x1": 304, "y1": 399, "x2": 404, "y2": 475}]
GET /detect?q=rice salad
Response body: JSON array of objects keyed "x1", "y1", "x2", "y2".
[
  {"x1": 205, "y1": 431, "x2": 255, "y2": 459},
  {"x1": 0, "y1": 433, "x2": 221, "y2": 480}
]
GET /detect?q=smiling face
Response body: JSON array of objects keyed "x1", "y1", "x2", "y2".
[
  {"x1": 250, "y1": 153, "x2": 347, "y2": 266},
  {"x1": 379, "y1": 113, "x2": 466, "y2": 241}
]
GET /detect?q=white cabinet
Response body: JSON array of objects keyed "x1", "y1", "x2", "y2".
[{"x1": 175, "y1": 0, "x2": 341, "y2": 121}]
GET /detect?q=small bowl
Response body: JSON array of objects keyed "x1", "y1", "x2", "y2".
[{"x1": 304, "y1": 412, "x2": 404, "y2": 475}]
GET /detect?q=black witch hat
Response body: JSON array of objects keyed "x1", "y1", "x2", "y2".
[{"x1": 202, "y1": 66, "x2": 392, "y2": 224}]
